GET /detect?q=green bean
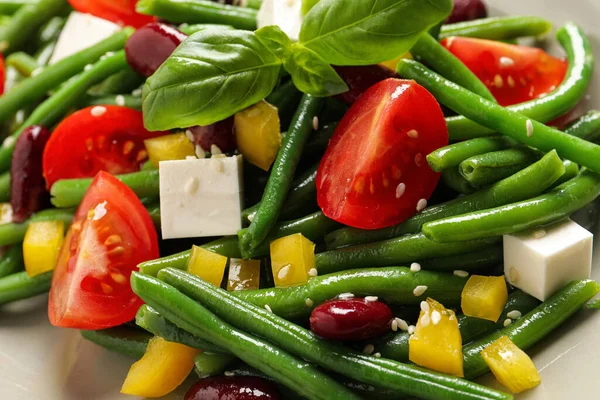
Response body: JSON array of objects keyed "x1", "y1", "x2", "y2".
[
  {"x1": 195, "y1": 352, "x2": 236, "y2": 378},
  {"x1": 245, "y1": 0, "x2": 262, "y2": 9},
  {"x1": 0, "y1": 0, "x2": 66, "y2": 55},
  {"x1": 145, "y1": 203, "x2": 161, "y2": 227},
  {"x1": 233, "y1": 267, "x2": 467, "y2": 320},
  {"x1": 92, "y1": 67, "x2": 144, "y2": 97},
  {"x1": 266, "y1": 79, "x2": 302, "y2": 131},
  {"x1": 33, "y1": 14, "x2": 64, "y2": 48},
  {"x1": 304, "y1": 122, "x2": 337, "y2": 155},
  {"x1": 439, "y1": 16, "x2": 553, "y2": 40},
  {"x1": 154, "y1": 269, "x2": 513, "y2": 400},
  {"x1": 0, "y1": 46, "x2": 133, "y2": 172},
  {"x1": 418, "y1": 245, "x2": 503, "y2": 271},
  {"x1": 0, "y1": 171, "x2": 9, "y2": 202},
  {"x1": 463, "y1": 280, "x2": 599, "y2": 379},
  {"x1": 0, "y1": 245, "x2": 23, "y2": 278},
  {"x1": 80, "y1": 327, "x2": 152, "y2": 359},
  {"x1": 564, "y1": 110, "x2": 600, "y2": 142},
  {"x1": 136, "y1": 0, "x2": 257, "y2": 31},
  {"x1": 459, "y1": 147, "x2": 539, "y2": 187},
  {"x1": 551, "y1": 160, "x2": 579, "y2": 188},
  {"x1": 239, "y1": 95, "x2": 324, "y2": 257},
  {"x1": 139, "y1": 211, "x2": 340, "y2": 276},
  {"x1": 0, "y1": 208, "x2": 74, "y2": 247},
  {"x1": 50, "y1": 169, "x2": 160, "y2": 208},
  {"x1": 82, "y1": 94, "x2": 143, "y2": 110},
  {"x1": 326, "y1": 151, "x2": 565, "y2": 249},
  {"x1": 436, "y1": 23, "x2": 594, "y2": 141},
  {"x1": 423, "y1": 169, "x2": 600, "y2": 243},
  {"x1": 6, "y1": 51, "x2": 39, "y2": 77},
  {"x1": 428, "y1": 136, "x2": 516, "y2": 172},
  {"x1": 375, "y1": 290, "x2": 539, "y2": 362},
  {"x1": 0, "y1": 0, "x2": 38, "y2": 15},
  {"x1": 411, "y1": 33, "x2": 496, "y2": 101},
  {"x1": 586, "y1": 298, "x2": 600, "y2": 309},
  {"x1": 442, "y1": 168, "x2": 475, "y2": 194},
  {"x1": 132, "y1": 275, "x2": 360, "y2": 400},
  {"x1": 135, "y1": 304, "x2": 225, "y2": 353},
  {"x1": 0, "y1": 270, "x2": 52, "y2": 305}
]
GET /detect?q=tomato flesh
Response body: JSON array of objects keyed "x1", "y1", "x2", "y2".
[
  {"x1": 49, "y1": 171, "x2": 158, "y2": 329},
  {"x1": 442, "y1": 36, "x2": 568, "y2": 107},
  {"x1": 68, "y1": 0, "x2": 153, "y2": 28},
  {"x1": 317, "y1": 78, "x2": 448, "y2": 230},
  {"x1": 43, "y1": 106, "x2": 163, "y2": 189}
]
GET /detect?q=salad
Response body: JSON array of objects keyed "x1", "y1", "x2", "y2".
[{"x1": 0, "y1": 0, "x2": 599, "y2": 398}]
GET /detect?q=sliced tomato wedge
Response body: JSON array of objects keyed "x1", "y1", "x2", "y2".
[
  {"x1": 43, "y1": 106, "x2": 163, "y2": 189},
  {"x1": 0, "y1": 53, "x2": 5, "y2": 95},
  {"x1": 441, "y1": 36, "x2": 568, "y2": 107},
  {"x1": 68, "y1": 0, "x2": 154, "y2": 28},
  {"x1": 49, "y1": 171, "x2": 159, "y2": 329},
  {"x1": 317, "y1": 78, "x2": 448, "y2": 230}
]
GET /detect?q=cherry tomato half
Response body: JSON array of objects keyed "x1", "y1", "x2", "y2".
[
  {"x1": 68, "y1": 0, "x2": 154, "y2": 28},
  {"x1": 43, "y1": 105, "x2": 163, "y2": 189},
  {"x1": 442, "y1": 36, "x2": 568, "y2": 107},
  {"x1": 48, "y1": 171, "x2": 159, "y2": 329},
  {"x1": 316, "y1": 78, "x2": 448, "y2": 230}
]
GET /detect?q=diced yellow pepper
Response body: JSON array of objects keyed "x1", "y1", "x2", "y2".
[
  {"x1": 0, "y1": 203, "x2": 12, "y2": 224},
  {"x1": 270, "y1": 233, "x2": 315, "y2": 288},
  {"x1": 409, "y1": 298, "x2": 464, "y2": 377},
  {"x1": 144, "y1": 133, "x2": 195, "y2": 167},
  {"x1": 121, "y1": 336, "x2": 199, "y2": 398},
  {"x1": 380, "y1": 53, "x2": 412, "y2": 71},
  {"x1": 227, "y1": 258, "x2": 261, "y2": 291},
  {"x1": 187, "y1": 246, "x2": 228, "y2": 287},
  {"x1": 461, "y1": 275, "x2": 508, "y2": 322},
  {"x1": 481, "y1": 336, "x2": 541, "y2": 393},
  {"x1": 23, "y1": 221, "x2": 65, "y2": 277},
  {"x1": 234, "y1": 100, "x2": 281, "y2": 171}
]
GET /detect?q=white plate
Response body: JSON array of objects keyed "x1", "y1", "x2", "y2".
[{"x1": 1, "y1": 1, "x2": 600, "y2": 399}]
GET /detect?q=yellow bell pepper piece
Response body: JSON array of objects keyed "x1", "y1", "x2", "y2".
[
  {"x1": 270, "y1": 233, "x2": 315, "y2": 288},
  {"x1": 227, "y1": 258, "x2": 261, "y2": 291},
  {"x1": 187, "y1": 245, "x2": 228, "y2": 287},
  {"x1": 23, "y1": 221, "x2": 65, "y2": 277},
  {"x1": 461, "y1": 275, "x2": 508, "y2": 322},
  {"x1": 0, "y1": 203, "x2": 12, "y2": 224},
  {"x1": 144, "y1": 133, "x2": 195, "y2": 167},
  {"x1": 380, "y1": 53, "x2": 412, "y2": 71},
  {"x1": 409, "y1": 298, "x2": 464, "y2": 377},
  {"x1": 234, "y1": 100, "x2": 281, "y2": 171},
  {"x1": 121, "y1": 336, "x2": 199, "y2": 398},
  {"x1": 481, "y1": 336, "x2": 541, "y2": 393}
]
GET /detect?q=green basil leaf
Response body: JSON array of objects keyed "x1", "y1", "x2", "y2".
[
  {"x1": 142, "y1": 29, "x2": 282, "y2": 131},
  {"x1": 255, "y1": 25, "x2": 293, "y2": 60},
  {"x1": 299, "y1": 0, "x2": 453, "y2": 66},
  {"x1": 302, "y1": 0, "x2": 321, "y2": 15}
]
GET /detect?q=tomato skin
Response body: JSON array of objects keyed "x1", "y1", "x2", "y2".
[
  {"x1": 68, "y1": 0, "x2": 154, "y2": 28},
  {"x1": 0, "y1": 54, "x2": 5, "y2": 95},
  {"x1": 43, "y1": 106, "x2": 163, "y2": 189},
  {"x1": 48, "y1": 171, "x2": 158, "y2": 329},
  {"x1": 441, "y1": 37, "x2": 568, "y2": 107},
  {"x1": 317, "y1": 78, "x2": 448, "y2": 230}
]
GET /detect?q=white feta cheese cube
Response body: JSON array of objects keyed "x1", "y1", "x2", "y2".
[
  {"x1": 49, "y1": 12, "x2": 120, "y2": 65},
  {"x1": 159, "y1": 156, "x2": 244, "y2": 239},
  {"x1": 503, "y1": 219, "x2": 593, "y2": 301},
  {"x1": 257, "y1": 0, "x2": 304, "y2": 42}
]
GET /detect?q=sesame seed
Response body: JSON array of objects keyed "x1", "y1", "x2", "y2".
[
  {"x1": 413, "y1": 285, "x2": 428, "y2": 296},
  {"x1": 338, "y1": 292, "x2": 354, "y2": 299},
  {"x1": 248, "y1": 108, "x2": 262, "y2": 118},
  {"x1": 453, "y1": 270, "x2": 469, "y2": 278},
  {"x1": 105, "y1": 51, "x2": 115, "y2": 57},
  {"x1": 416, "y1": 199, "x2": 427, "y2": 212},
  {"x1": 431, "y1": 310, "x2": 441, "y2": 325},
  {"x1": 420, "y1": 313, "x2": 431, "y2": 327},
  {"x1": 278, "y1": 264, "x2": 291, "y2": 280},
  {"x1": 396, "y1": 318, "x2": 409, "y2": 332},
  {"x1": 224, "y1": 371, "x2": 235, "y2": 377},
  {"x1": 211, "y1": 159, "x2": 224, "y2": 173},
  {"x1": 494, "y1": 74, "x2": 504, "y2": 88},
  {"x1": 503, "y1": 318, "x2": 512, "y2": 327},
  {"x1": 407, "y1": 129, "x2": 419, "y2": 139},
  {"x1": 195, "y1": 145, "x2": 206, "y2": 159},
  {"x1": 507, "y1": 76, "x2": 516, "y2": 88},
  {"x1": 247, "y1": 212, "x2": 256, "y2": 222},
  {"x1": 395, "y1": 183, "x2": 406, "y2": 199},
  {"x1": 415, "y1": 153, "x2": 424, "y2": 167},
  {"x1": 365, "y1": 296, "x2": 378, "y2": 302},
  {"x1": 374, "y1": 352, "x2": 381, "y2": 358},
  {"x1": 308, "y1": 268, "x2": 318, "y2": 277},
  {"x1": 420, "y1": 301, "x2": 430, "y2": 312},
  {"x1": 408, "y1": 325, "x2": 415, "y2": 334},
  {"x1": 84, "y1": 64, "x2": 94, "y2": 71},
  {"x1": 93, "y1": 201, "x2": 108, "y2": 221},
  {"x1": 185, "y1": 129, "x2": 194, "y2": 142},
  {"x1": 184, "y1": 177, "x2": 199, "y2": 195},
  {"x1": 115, "y1": 95, "x2": 125, "y2": 106},
  {"x1": 363, "y1": 344, "x2": 375, "y2": 355},
  {"x1": 533, "y1": 229, "x2": 546, "y2": 239},
  {"x1": 132, "y1": 88, "x2": 143, "y2": 97},
  {"x1": 499, "y1": 57, "x2": 515, "y2": 67},
  {"x1": 410, "y1": 262, "x2": 421, "y2": 272},
  {"x1": 2, "y1": 136, "x2": 15, "y2": 148},
  {"x1": 508, "y1": 267, "x2": 519, "y2": 283},
  {"x1": 91, "y1": 106, "x2": 107, "y2": 117},
  {"x1": 507, "y1": 310, "x2": 522, "y2": 319},
  {"x1": 265, "y1": 304, "x2": 273, "y2": 313},
  {"x1": 211, "y1": 144, "x2": 223, "y2": 155},
  {"x1": 526, "y1": 119, "x2": 534, "y2": 137},
  {"x1": 31, "y1": 68, "x2": 43, "y2": 76},
  {"x1": 312, "y1": 116, "x2": 319, "y2": 131},
  {"x1": 391, "y1": 319, "x2": 398, "y2": 331},
  {"x1": 305, "y1": 298, "x2": 314, "y2": 307}
]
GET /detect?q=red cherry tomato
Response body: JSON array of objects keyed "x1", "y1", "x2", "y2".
[
  {"x1": 441, "y1": 36, "x2": 568, "y2": 107},
  {"x1": 68, "y1": 0, "x2": 154, "y2": 28},
  {"x1": 43, "y1": 106, "x2": 164, "y2": 189},
  {"x1": 48, "y1": 171, "x2": 159, "y2": 329},
  {"x1": 0, "y1": 54, "x2": 5, "y2": 95},
  {"x1": 316, "y1": 78, "x2": 448, "y2": 230},
  {"x1": 334, "y1": 65, "x2": 396, "y2": 105}
]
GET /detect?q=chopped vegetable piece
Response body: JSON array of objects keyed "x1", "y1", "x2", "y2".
[
  {"x1": 144, "y1": 133, "x2": 195, "y2": 167},
  {"x1": 234, "y1": 100, "x2": 281, "y2": 171},
  {"x1": 270, "y1": 233, "x2": 315, "y2": 288},
  {"x1": 185, "y1": 376, "x2": 282, "y2": 400},
  {"x1": 227, "y1": 258, "x2": 261, "y2": 291},
  {"x1": 23, "y1": 220, "x2": 64, "y2": 277},
  {"x1": 0, "y1": 203, "x2": 12, "y2": 223},
  {"x1": 409, "y1": 298, "x2": 464, "y2": 377},
  {"x1": 68, "y1": 0, "x2": 154, "y2": 28},
  {"x1": 187, "y1": 246, "x2": 228, "y2": 287},
  {"x1": 461, "y1": 275, "x2": 508, "y2": 322},
  {"x1": 481, "y1": 336, "x2": 541, "y2": 393},
  {"x1": 121, "y1": 336, "x2": 200, "y2": 398}
]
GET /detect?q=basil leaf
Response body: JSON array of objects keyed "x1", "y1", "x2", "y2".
[
  {"x1": 255, "y1": 25, "x2": 292, "y2": 60},
  {"x1": 302, "y1": 0, "x2": 321, "y2": 15},
  {"x1": 299, "y1": 0, "x2": 453, "y2": 66},
  {"x1": 142, "y1": 29, "x2": 281, "y2": 131}
]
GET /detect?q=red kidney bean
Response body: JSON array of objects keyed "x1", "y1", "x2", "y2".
[
  {"x1": 185, "y1": 376, "x2": 281, "y2": 400},
  {"x1": 334, "y1": 65, "x2": 397, "y2": 105},
  {"x1": 187, "y1": 117, "x2": 236, "y2": 154},
  {"x1": 447, "y1": 0, "x2": 488, "y2": 24},
  {"x1": 310, "y1": 297, "x2": 393, "y2": 341},
  {"x1": 125, "y1": 22, "x2": 188, "y2": 77},
  {"x1": 10, "y1": 126, "x2": 51, "y2": 223}
]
